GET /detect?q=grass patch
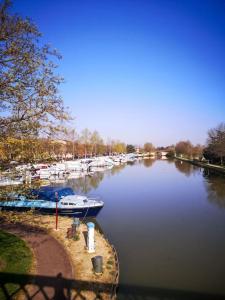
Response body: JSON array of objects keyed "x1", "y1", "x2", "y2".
[{"x1": 0, "y1": 230, "x2": 32, "y2": 299}]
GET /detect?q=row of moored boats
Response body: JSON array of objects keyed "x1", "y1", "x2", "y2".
[
  {"x1": 0, "y1": 154, "x2": 143, "y2": 218},
  {"x1": 0, "y1": 154, "x2": 140, "y2": 186}
]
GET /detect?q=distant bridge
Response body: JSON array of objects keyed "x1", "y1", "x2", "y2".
[{"x1": 156, "y1": 151, "x2": 169, "y2": 157}]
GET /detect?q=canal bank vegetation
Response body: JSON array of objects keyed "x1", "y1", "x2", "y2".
[
  {"x1": 204, "y1": 123, "x2": 225, "y2": 166},
  {"x1": 175, "y1": 141, "x2": 204, "y2": 160},
  {"x1": 173, "y1": 123, "x2": 225, "y2": 172}
]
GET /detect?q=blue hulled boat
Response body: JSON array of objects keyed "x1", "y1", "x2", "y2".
[{"x1": 0, "y1": 187, "x2": 104, "y2": 218}]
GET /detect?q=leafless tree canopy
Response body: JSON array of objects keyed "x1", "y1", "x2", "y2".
[
  {"x1": 175, "y1": 140, "x2": 203, "y2": 159},
  {"x1": 144, "y1": 142, "x2": 154, "y2": 153},
  {"x1": 206, "y1": 123, "x2": 225, "y2": 165}
]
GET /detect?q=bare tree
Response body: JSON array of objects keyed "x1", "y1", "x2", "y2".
[
  {"x1": 175, "y1": 140, "x2": 193, "y2": 158},
  {"x1": 192, "y1": 144, "x2": 204, "y2": 159},
  {"x1": 80, "y1": 128, "x2": 91, "y2": 158},
  {"x1": 0, "y1": 0, "x2": 70, "y2": 137},
  {"x1": 90, "y1": 130, "x2": 103, "y2": 156},
  {"x1": 206, "y1": 123, "x2": 225, "y2": 165},
  {"x1": 144, "y1": 142, "x2": 154, "y2": 153}
]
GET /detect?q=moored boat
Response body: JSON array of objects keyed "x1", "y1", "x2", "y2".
[{"x1": 0, "y1": 187, "x2": 104, "y2": 218}]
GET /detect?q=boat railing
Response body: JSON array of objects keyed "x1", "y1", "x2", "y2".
[
  {"x1": 88, "y1": 196, "x2": 101, "y2": 201},
  {"x1": 87, "y1": 197, "x2": 103, "y2": 206}
]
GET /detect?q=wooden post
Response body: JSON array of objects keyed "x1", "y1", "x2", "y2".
[{"x1": 55, "y1": 192, "x2": 58, "y2": 230}]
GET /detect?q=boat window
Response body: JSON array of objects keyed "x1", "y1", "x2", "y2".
[
  {"x1": 69, "y1": 203, "x2": 74, "y2": 206},
  {"x1": 83, "y1": 199, "x2": 88, "y2": 203},
  {"x1": 63, "y1": 202, "x2": 68, "y2": 205}
]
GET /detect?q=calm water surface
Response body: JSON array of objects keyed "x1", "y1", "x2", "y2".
[{"x1": 67, "y1": 159, "x2": 225, "y2": 298}]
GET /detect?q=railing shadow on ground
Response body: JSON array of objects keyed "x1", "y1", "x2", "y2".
[
  {"x1": 1, "y1": 273, "x2": 225, "y2": 300},
  {"x1": 0, "y1": 272, "x2": 115, "y2": 300}
]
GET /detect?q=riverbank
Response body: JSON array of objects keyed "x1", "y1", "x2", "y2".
[
  {"x1": 175, "y1": 156, "x2": 225, "y2": 174},
  {"x1": 0, "y1": 211, "x2": 119, "y2": 299}
]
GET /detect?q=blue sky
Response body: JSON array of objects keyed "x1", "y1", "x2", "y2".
[{"x1": 12, "y1": 0, "x2": 225, "y2": 146}]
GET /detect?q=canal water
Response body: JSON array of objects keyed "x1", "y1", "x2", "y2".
[{"x1": 67, "y1": 159, "x2": 225, "y2": 298}]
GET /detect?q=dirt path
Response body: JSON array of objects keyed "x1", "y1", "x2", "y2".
[{"x1": 0, "y1": 222, "x2": 73, "y2": 299}]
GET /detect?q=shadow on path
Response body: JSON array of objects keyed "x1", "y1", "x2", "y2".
[{"x1": 1, "y1": 272, "x2": 225, "y2": 300}]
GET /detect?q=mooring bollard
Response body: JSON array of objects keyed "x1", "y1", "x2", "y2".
[
  {"x1": 73, "y1": 217, "x2": 80, "y2": 226},
  {"x1": 87, "y1": 222, "x2": 95, "y2": 253},
  {"x1": 93, "y1": 255, "x2": 103, "y2": 274},
  {"x1": 73, "y1": 218, "x2": 80, "y2": 233}
]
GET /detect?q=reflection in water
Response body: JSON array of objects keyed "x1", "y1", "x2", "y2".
[
  {"x1": 2, "y1": 159, "x2": 225, "y2": 297},
  {"x1": 67, "y1": 172, "x2": 105, "y2": 194},
  {"x1": 65, "y1": 159, "x2": 159, "y2": 194},
  {"x1": 142, "y1": 159, "x2": 156, "y2": 168},
  {"x1": 58, "y1": 159, "x2": 225, "y2": 296},
  {"x1": 108, "y1": 163, "x2": 126, "y2": 176},
  {"x1": 174, "y1": 160, "x2": 199, "y2": 177},
  {"x1": 165, "y1": 158, "x2": 174, "y2": 164},
  {"x1": 173, "y1": 161, "x2": 225, "y2": 208},
  {"x1": 66, "y1": 164, "x2": 127, "y2": 194},
  {"x1": 203, "y1": 169, "x2": 225, "y2": 208}
]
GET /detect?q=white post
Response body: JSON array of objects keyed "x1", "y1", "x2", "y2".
[
  {"x1": 87, "y1": 222, "x2": 95, "y2": 253},
  {"x1": 25, "y1": 170, "x2": 31, "y2": 185}
]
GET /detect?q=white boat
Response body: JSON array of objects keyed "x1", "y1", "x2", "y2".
[
  {"x1": 65, "y1": 160, "x2": 88, "y2": 172},
  {"x1": 0, "y1": 187, "x2": 104, "y2": 218},
  {"x1": 36, "y1": 168, "x2": 51, "y2": 179},
  {"x1": 88, "y1": 157, "x2": 114, "y2": 168},
  {"x1": 0, "y1": 177, "x2": 24, "y2": 186}
]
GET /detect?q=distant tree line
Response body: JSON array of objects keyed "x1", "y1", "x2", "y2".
[
  {"x1": 174, "y1": 123, "x2": 225, "y2": 166},
  {"x1": 0, "y1": 126, "x2": 158, "y2": 163},
  {"x1": 0, "y1": 128, "x2": 128, "y2": 163}
]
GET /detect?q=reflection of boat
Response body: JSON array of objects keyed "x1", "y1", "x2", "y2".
[
  {"x1": 67, "y1": 171, "x2": 86, "y2": 179},
  {"x1": 0, "y1": 187, "x2": 104, "y2": 218},
  {"x1": 90, "y1": 165, "x2": 113, "y2": 172},
  {"x1": 65, "y1": 160, "x2": 88, "y2": 172}
]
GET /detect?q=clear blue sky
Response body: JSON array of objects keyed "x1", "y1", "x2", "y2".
[{"x1": 12, "y1": 0, "x2": 225, "y2": 146}]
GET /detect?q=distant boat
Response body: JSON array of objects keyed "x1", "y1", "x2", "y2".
[
  {"x1": 0, "y1": 177, "x2": 23, "y2": 187},
  {"x1": 88, "y1": 157, "x2": 114, "y2": 168},
  {"x1": 0, "y1": 187, "x2": 104, "y2": 218}
]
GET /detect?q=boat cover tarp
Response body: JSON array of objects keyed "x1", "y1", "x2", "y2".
[{"x1": 30, "y1": 186, "x2": 74, "y2": 202}]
